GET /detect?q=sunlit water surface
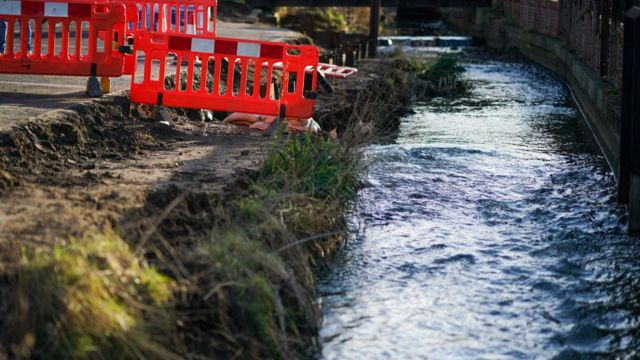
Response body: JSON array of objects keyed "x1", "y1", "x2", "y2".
[{"x1": 319, "y1": 59, "x2": 640, "y2": 359}]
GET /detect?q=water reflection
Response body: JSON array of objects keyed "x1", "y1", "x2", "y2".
[{"x1": 319, "y1": 60, "x2": 639, "y2": 359}]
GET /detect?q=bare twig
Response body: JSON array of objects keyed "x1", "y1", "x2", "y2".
[{"x1": 275, "y1": 231, "x2": 345, "y2": 253}]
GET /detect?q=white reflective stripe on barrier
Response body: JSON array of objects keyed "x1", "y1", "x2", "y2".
[
  {"x1": 191, "y1": 38, "x2": 214, "y2": 52},
  {"x1": 44, "y1": 2, "x2": 68, "y2": 16},
  {"x1": 0, "y1": 1, "x2": 90, "y2": 17},
  {"x1": 0, "y1": 1, "x2": 21, "y2": 15},
  {"x1": 168, "y1": 35, "x2": 284, "y2": 59},
  {"x1": 237, "y1": 42, "x2": 260, "y2": 57}
]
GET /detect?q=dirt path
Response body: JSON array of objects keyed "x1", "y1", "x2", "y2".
[{"x1": 0, "y1": 93, "x2": 268, "y2": 270}]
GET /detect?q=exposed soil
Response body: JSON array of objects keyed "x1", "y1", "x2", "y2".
[
  {"x1": 0, "y1": 93, "x2": 267, "y2": 272},
  {"x1": 0, "y1": 58, "x2": 410, "y2": 272}
]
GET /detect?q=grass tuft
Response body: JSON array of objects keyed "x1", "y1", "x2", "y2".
[
  {"x1": 0, "y1": 233, "x2": 179, "y2": 360},
  {"x1": 412, "y1": 53, "x2": 470, "y2": 97},
  {"x1": 181, "y1": 231, "x2": 302, "y2": 358},
  {"x1": 260, "y1": 133, "x2": 363, "y2": 203},
  {"x1": 417, "y1": 53, "x2": 465, "y2": 82}
]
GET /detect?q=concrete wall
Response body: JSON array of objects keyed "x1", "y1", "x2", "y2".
[{"x1": 441, "y1": 8, "x2": 623, "y2": 179}]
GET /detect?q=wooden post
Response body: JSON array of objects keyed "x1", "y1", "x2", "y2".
[
  {"x1": 368, "y1": 0, "x2": 381, "y2": 58},
  {"x1": 621, "y1": 7, "x2": 640, "y2": 233}
]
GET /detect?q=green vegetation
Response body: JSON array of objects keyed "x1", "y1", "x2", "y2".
[
  {"x1": 275, "y1": 7, "x2": 379, "y2": 35},
  {"x1": 277, "y1": 7, "x2": 348, "y2": 34},
  {"x1": 410, "y1": 53, "x2": 470, "y2": 96},
  {"x1": 0, "y1": 234, "x2": 178, "y2": 359},
  {"x1": 416, "y1": 53, "x2": 465, "y2": 83},
  {"x1": 260, "y1": 133, "x2": 362, "y2": 202}
]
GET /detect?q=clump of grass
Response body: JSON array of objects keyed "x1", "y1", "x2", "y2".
[
  {"x1": 178, "y1": 230, "x2": 315, "y2": 359},
  {"x1": 232, "y1": 131, "x2": 365, "y2": 260},
  {"x1": 417, "y1": 53, "x2": 465, "y2": 82},
  {"x1": 260, "y1": 133, "x2": 363, "y2": 203},
  {"x1": 392, "y1": 43, "x2": 405, "y2": 59},
  {"x1": 413, "y1": 53, "x2": 470, "y2": 97},
  {"x1": 0, "y1": 233, "x2": 179, "y2": 359}
]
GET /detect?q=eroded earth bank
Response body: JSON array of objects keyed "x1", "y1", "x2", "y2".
[{"x1": 0, "y1": 58, "x2": 411, "y2": 358}]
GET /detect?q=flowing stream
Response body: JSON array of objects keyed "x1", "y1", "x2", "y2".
[{"x1": 319, "y1": 55, "x2": 640, "y2": 359}]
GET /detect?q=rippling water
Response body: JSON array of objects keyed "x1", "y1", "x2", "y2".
[{"x1": 319, "y1": 59, "x2": 640, "y2": 359}]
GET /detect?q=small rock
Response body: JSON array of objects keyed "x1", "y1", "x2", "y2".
[{"x1": 66, "y1": 159, "x2": 77, "y2": 165}]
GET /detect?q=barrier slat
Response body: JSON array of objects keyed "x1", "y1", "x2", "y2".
[
  {"x1": 130, "y1": 31, "x2": 318, "y2": 119},
  {"x1": 0, "y1": 0, "x2": 127, "y2": 77}
]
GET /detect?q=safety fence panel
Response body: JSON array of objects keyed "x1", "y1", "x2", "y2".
[
  {"x1": 122, "y1": 0, "x2": 217, "y2": 74},
  {"x1": 130, "y1": 31, "x2": 319, "y2": 119},
  {"x1": 0, "y1": 0, "x2": 127, "y2": 76}
]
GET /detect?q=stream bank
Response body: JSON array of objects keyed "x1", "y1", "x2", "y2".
[{"x1": 0, "y1": 56, "x2": 412, "y2": 358}]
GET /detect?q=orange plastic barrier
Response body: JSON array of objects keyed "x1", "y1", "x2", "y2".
[
  {"x1": 0, "y1": 0, "x2": 127, "y2": 77},
  {"x1": 130, "y1": 31, "x2": 319, "y2": 119},
  {"x1": 123, "y1": 0, "x2": 217, "y2": 74}
]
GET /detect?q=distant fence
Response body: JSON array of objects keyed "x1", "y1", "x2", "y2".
[{"x1": 501, "y1": 0, "x2": 626, "y2": 88}]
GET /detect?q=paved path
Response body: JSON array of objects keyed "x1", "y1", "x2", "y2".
[{"x1": 0, "y1": 21, "x2": 302, "y2": 131}]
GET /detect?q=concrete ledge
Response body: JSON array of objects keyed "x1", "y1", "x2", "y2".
[{"x1": 442, "y1": 8, "x2": 623, "y2": 179}]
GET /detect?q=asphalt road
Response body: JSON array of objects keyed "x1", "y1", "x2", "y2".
[{"x1": 0, "y1": 21, "x2": 302, "y2": 131}]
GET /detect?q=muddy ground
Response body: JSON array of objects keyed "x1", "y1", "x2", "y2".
[
  {"x1": 0, "y1": 58, "x2": 410, "y2": 273},
  {"x1": 0, "y1": 95, "x2": 264, "y2": 269}
]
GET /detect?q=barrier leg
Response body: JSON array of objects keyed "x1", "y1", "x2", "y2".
[
  {"x1": 154, "y1": 93, "x2": 174, "y2": 127},
  {"x1": 86, "y1": 64, "x2": 103, "y2": 98}
]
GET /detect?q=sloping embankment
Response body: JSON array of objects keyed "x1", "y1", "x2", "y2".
[{"x1": 0, "y1": 58, "x2": 411, "y2": 358}]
